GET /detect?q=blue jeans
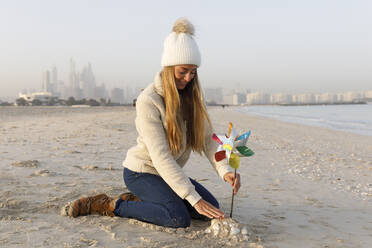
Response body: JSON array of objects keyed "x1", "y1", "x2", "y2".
[{"x1": 113, "y1": 167, "x2": 219, "y2": 228}]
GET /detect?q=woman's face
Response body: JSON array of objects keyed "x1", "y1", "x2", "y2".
[{"x1": 174, "y1": 65, "x2": 197, "y2": 90}]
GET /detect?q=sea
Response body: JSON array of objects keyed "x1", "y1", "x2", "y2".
[{"x1": 237, "y1": 104, "x2": 372, "y2": 137}]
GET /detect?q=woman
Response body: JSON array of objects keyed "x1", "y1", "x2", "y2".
[{"x1": 67, "y1": 18, "x2": 241, "y2": 228}]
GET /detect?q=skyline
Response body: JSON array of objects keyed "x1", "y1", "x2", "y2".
[{"x1": 1, "y1": 0, "x2": 371, "y2": 98}]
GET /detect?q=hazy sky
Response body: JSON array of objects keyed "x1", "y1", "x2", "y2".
[{"x1": 0, "y1": 0, "x2": 371, "y2": 98}]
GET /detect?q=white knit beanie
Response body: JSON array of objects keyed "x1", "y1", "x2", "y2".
[{"x1": 161, "y1": 18, "x2": 201, "y2": 67}]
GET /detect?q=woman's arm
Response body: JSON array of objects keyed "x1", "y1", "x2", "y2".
[
  {"x1": 135, "y1": 95, "x2": 201, "y2": 206},
  {"x1": 202, "y1": 121, "x2": 234, "y2": 179},
  {"x1": 202, "y1": 120, "x2": 241, "y2": 195}
]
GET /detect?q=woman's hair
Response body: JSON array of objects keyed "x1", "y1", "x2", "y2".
[{"x1": 162, "y1": 66, "x2": 212, "y2": 155}]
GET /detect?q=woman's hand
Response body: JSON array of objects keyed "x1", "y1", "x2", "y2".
[
  {"x1": 223, "y1": 172, "x2": 241, "y2": 195},
  {"x1": 194, "y1": 199, "x2": 225, "y2": 219}
]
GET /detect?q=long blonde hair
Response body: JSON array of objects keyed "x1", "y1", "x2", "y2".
[{"x1": 162, "y1": 66, "x2": 212, "y2": 155}]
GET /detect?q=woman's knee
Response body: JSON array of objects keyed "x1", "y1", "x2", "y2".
[{"x1": 165, "y1": 202, "x2": 191, "y2": 228}]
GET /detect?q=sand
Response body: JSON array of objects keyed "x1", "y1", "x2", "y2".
[{"x1": 0, "y1": 106, "x2": 371, "y2": 248}]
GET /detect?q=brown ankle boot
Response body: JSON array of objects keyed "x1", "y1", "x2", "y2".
[
  {"x1": 119, "y1": 192, "x2": 141, "y2": 202},
  {"x1": 68, "y1": 193, "x2": 116, "y2": 218}
]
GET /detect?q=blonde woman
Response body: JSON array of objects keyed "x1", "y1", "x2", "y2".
[{"x1": 67, "y1": 18, "x2": 241, "y2": 228}]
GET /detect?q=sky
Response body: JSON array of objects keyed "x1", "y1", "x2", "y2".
[{"x1": 0, "y1": 0, "x2": 371, "y2": 99}]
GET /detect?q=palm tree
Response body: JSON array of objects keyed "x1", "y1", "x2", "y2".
[
  {"x1": 16, "y1": 98, "x2": 28, "y2": 106},
  {"x1": 31, "y1": 99, "x2": 42, "y2": 106},
  {"x1": 99, "y1": 98, "x2": 107, "y2": 106},
  {"x1": 66, "y1": 97, "x2": 76, "y2": 106}
]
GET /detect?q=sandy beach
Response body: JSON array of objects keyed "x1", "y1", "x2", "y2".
[{"x1": 1, "y1": 106, "x2": 371, "y2": 248}]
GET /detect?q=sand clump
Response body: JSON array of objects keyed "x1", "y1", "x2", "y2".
[
  {"x1": 206, "y1": 218, "x2": 248, "y2": 239},
  {"x1": 126, "y1": 217, "x2": 263, "y2": 247},
  {"x1": 11, "y1": 160, "x2": 40, "y2": 168}
]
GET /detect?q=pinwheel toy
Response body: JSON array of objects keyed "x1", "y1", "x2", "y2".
[{"x1": 212, "y1": 122, "x2": 254, "y2": 217}]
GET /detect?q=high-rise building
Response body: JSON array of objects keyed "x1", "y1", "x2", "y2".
[
  {"x1": 69, "y1": 58, "x2": 76, "y2": 88},
  {"x1": 232, "y1": 93, "x2": 247, "y2": 105},
  {"x1": 292, "y1": 93, "x2": 315, "y2": 104},
  {"x1": 365, "y1": 91, "x2": 372, "y2": 99},
  {"x1": 111, "y1": 88, "x2": 124, "y2": 104},
  {"x1": 124, "y1": 85, "x2": 133, "y2": 104},
  {"x1": 51, "y1": 65, "x2": 58, "y2": 95},
  {"x1": 270, "y1": 93, "x2": 292, "y2": 104},
  {"x1": 69, "y1": 58, "x2": 81, "y2": 99},
  {"x1": 94, "y1": 83, "x2": 107, "y2": 100},
  {"x1": 81, "y1": 63, "x2": 96, "y2": 99},
  {"x1": 42, "y1": 70, "x2": 51, "y2": 93},
  {"x1": 222, "y1": 95, "x2": 234, "y2": 105},
  {"x1": 204, "y1": 88, "x2": 223, "y2": 104},
  {"x1": 246, "y1": 92, "x2": 270, "y2": 105},
  {"x1": 342, "y1": 92, "x2": 361, "y2": 102},
  {"x1": 316, "y1": 93, "x2": 338, "y2": 103}
]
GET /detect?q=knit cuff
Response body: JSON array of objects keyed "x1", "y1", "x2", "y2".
[
  {"x1": 217, "y1": 164, "x2": 234, "y2": 181},
  {"x1": 185, "y1": 191, "x2": 202, "y2": 207}
]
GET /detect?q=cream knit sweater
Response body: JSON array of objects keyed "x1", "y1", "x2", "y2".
[{"x1": 123, "y1": 72, "x2": 233, "y2": 206}]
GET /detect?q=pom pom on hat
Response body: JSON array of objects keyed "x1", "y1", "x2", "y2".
[
  {"x1": 161, "y1": 18, "x2": 201, "y2": 67},
  {"x1": 172, "y1": 18, "x2": 195, "y2": 35}
]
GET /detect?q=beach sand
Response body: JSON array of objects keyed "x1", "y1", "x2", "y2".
[{"x1": 0, "y1": 106, "x2": 371, "y2": 248}]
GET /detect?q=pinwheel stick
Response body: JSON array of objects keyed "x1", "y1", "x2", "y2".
[{"x1": 230, "y1": 168, "x2": 237, "y2": 218}]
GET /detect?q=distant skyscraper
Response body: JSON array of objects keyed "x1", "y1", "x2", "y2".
[
  {"x1": 232, "y1": 93, "x2": 247, "y2": 105},
  {"x1": 203, "y1": 88, "x2": 223, "y2": 104},
  {"x1": 58, "y1": 80, "x2": 67, "y2": 99},
  {"x1": 111, "y1": 88, "x2": 124, "y2": 104},
  {"x1": 342, "y1": 92, "x2": 361, "y2": 102},
  {"x1": 69, "y1": 58, "x2": 76, "y2": 88},
  {"x1": 223, "y1": 94, "x2": 234, "y2": 105},
  {"x1": 246, "y1": 92, "x2": 270, "y2": 105},
  {"x1": 124, "y1": 85, "x2": 133, "y2": 103},
  {"x1": 42, "y1": 70, "x2": 51, "y2": 93},
  {"x1": 294, "y1": 93, "x2": 315, "y2": 104},
  {"x1": 69, "y1": 58, "x2": 81, "y2": 99},
  {"x1": 81, "y1": 63, "x2": 96, "y2": 99},
  {"x1": 51, "y1": 65, "x2": 58, "y2": 95},
  {"x1": 270, "y1": 93, "x2": 292, "y2": 104},
  {"x1": 94, "y1": 83, "x2": 107, "y2": 100},
  {"x1": 365, "y1": 91, "x2": 372, "y2": 99}
]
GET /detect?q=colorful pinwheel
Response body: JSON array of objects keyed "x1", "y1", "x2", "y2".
[{"x1": 212, "y1": 122, "x2": 254, "y2": 217}]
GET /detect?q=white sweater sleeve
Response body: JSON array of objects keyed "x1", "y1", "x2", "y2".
[
  {"x1": 135, "y1": 95, "x2": 201, "y2": 206},
  {"x1": 202, "y1": 120, "x2": 234, "y2": 180}
]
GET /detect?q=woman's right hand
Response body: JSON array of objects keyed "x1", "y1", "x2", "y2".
[{"x1": 194, "y1": 199, "x2": 225, "y2": 219}]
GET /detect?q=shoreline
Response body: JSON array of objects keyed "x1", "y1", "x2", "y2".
[{"x1": 233, "y1": 104, "x2": 372, "y2": 137}]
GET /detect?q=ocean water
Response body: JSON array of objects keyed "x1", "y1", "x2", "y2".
[{"x1": 237, "y1": 104, "x2": 372, "y2": 136}]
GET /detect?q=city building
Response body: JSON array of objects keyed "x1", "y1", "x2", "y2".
[
  {"x1": 94, "y1": 83, "x2": 107, "y2": 100},
  {"x1": 222, "y1": 94, "x2": 234, "y2": 105},
  {"x1": 365, "y1": 90, "x2": 372, "y2": 98},
  {"x1": 81, "y1": 63, "x2": 96, "y2": 99},
  {"x1": 342, "y1": 91, "x2": 361, "y2": 102},
  {"x1": 18, "y1": 92, "x2": 56, "y2": 105},
  {"x1": 293, "y1": 93, "x2": 315, "y2": 104},
  {"x1": 203, "y1": 88, "x2": 223, "y2": 104},
  {"x1": 42, "y1": 70, "x2": 51, "y2": 93},
  {"x1": 111, "y1": 88, "x2": 124, "y2": 104},
  {"x1": 51, "y1": 65, "x2": 58, "y2": 95},
  {"x1": 270, "y1": 93, "x2": 292, "y2": 104},
  {"x1": 246, "y1": 92, "x2": 270, "y2": 105},
  {"x1": 69, "y1": 58, "x2": 81, "y2": 99},
  {"x1": 232, "y1": 93, "x2": 246, "y2": 105}
]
